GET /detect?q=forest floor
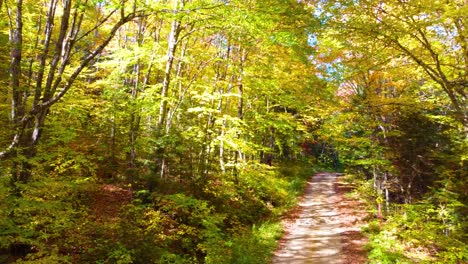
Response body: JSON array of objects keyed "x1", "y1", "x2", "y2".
[{"x1": 272, "y1": 172, "x2": 368, "y2": 264}]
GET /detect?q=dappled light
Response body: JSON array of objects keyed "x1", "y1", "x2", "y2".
[
  {"x1": 273, "y1": 173, "x2": 344, "y2": 264},
  {"x1": 0, "y1": 0, "x2": 466, "y2": 262}
]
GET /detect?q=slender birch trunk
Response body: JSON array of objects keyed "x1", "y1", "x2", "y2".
[{"x1": 156, "y1": 0, "x2": 183, "y2": 179}]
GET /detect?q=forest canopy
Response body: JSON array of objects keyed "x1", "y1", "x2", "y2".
[{"x1": 0, "y1": 0, "x2": 466, "y2": 263}]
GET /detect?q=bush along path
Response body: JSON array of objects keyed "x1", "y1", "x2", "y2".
[{"x1": 272, "y1": 172, "x2": 368, "y2": 264}]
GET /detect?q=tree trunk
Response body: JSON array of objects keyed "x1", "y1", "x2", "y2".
[
  {"x1": 127, "y1": 17, "x2": 150, "y2": 184},
  {"x1": 384, "y1": 171, "x2": 390, "y2": 212},
  {"x1": 9, "y1": 0, "x2": 24, "y2": 125},
  {"x1": 156, "y1": 1, "x2": 182, "y2": 133},
  {"x1": 156, "y1": 0, "x2": 183, "y2": 179}
]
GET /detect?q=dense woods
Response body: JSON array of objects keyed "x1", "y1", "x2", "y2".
[{"x1": 0, "y1": 0, "x2": 466, "y2": 263}]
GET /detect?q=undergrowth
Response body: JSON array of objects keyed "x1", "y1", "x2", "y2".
[
  {"x1": 0, "y1": 161, "x2": 317, "y2": 263},
  {"x1": 351, "y1": 172, "x2": 468, "y2": 264}
]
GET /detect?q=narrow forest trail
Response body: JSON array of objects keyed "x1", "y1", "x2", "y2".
[{"x1": 272, "y1": 172, "x2": 367, "y2": 264}]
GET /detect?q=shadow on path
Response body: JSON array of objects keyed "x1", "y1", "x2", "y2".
[{"x1": 272, "y1": 173, "x2": 344, "y2": 264}]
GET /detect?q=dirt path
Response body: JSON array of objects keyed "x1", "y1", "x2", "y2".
[{"x1": 272, "y1": 172, "x2": 367, "y2": 264}]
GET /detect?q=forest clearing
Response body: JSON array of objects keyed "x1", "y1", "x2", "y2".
[{"x1": 0, "y1": 0, "x2": 466, "y2": 263}]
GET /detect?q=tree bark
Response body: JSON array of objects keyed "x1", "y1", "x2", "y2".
[
  {"x1": 156, "y1": 0, "x2": 183, "y2": 179},
  {"x1": 233, "y1": 47, "x2": 247, "y2": 182},
  {"x1": 156, "y1": 0, "x2": 182, "y2": 133},
  {"x1": 9, "y1": 0, "x2": 24, "y2": 125}
]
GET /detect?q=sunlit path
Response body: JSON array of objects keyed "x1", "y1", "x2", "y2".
[{"x1": 273, "y1": 173, "x2": 344, "y2": 264}]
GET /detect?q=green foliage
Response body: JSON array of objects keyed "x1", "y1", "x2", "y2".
[
  {"x1": 214, "y1": 222, "x2": 282, "y2": 264},
  {"x1": 204, "y1": 162, "x2": 314, "y2": 262},
  {"x1": 362, "y1": 195, "x2": 467, "y2": 263},
  {"x1": 104, "y1": 244, "x2": 134, "y2": 264},
  {"x1": 9, "y1": 0, "x2": 466, "y2": 262},
  {"x1": 365, "y1": 229, "x2": 410, "y2": 263},
  {"x1": 157, "y1": 194, "x2": 225, "y2": 258},
  {"x1": 315, "y1": 2, "x2": 467, "y2": 260},
  {"x1": 0, "y1": 176, "x2": 94, "y2": 262}
]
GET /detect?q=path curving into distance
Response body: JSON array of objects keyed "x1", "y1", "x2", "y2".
[{"x1": 272, "y1": 172, "x2": 345, "y2": 264}]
